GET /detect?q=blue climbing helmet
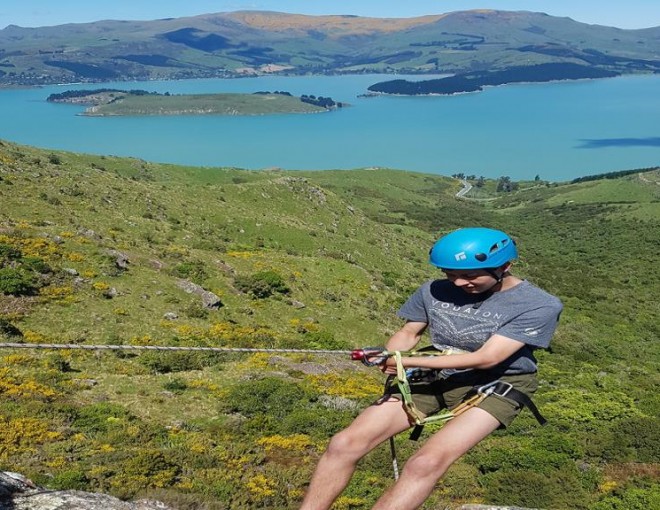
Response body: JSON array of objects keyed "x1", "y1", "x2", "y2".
[{"x1": 429, "y1": 227, "x2": 517, "y2": 270}]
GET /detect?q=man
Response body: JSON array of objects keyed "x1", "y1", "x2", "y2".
[{"x1": 300, "y1": 227, "x2": 563, "y2": 510}]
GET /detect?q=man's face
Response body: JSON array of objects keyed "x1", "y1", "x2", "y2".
[{"x1": 442, "y1": 269, "x2": 498, "y2": 294}]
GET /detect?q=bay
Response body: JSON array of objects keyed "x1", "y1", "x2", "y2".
[{"x1": 0, "y1": 73, "x2": 658, "y2": 181}]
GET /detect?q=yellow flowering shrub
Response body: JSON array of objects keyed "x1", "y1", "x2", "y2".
[
  {"x1": 307, "y1": 372, "x2": 382, "y2": 399},
  {"x1": 332, "y1": 496, "x2": 368, "y2": 509},
  {"x1": 0, "y1": 368, "x2": 59, "y2": 400},
  {"x1": 0, "y1": 153, "x2": 15, "y2": 165},
  {"x1": 226, "y1": 251, "x2": 256, "y2": 259},
  {"x1": 129, "y1": 334, "x2": 154, "y2": 345},
  {"x1": 187, "y1": 379, "x2": 226, "y2": 398},
  {"x1": 92, "y1": 281, "x2": 110, "y2": 291},
  {"x1": 39, "y1": 285, "x2": 75, "y2": 303},
  {"x1": 257, "y1": 434, "x2": 315, "y2": 454},
  {"x1": 245, "y1": 474, "x2": 276, "y2": 500},
  {"x1": 23, "y1": 330, "x2": 49, "y2": 343},
  {"x1": 1, "y1": 354, "x2": 33, "y2": 365},
  {"x1": 11, "y1": 236, "x2": 60, "y2": 259},
  {"x1": 0, "y1": 416, "x2": 62, "y2": 461},
  {"x1": 66, "y1": 252, "x2": 85, "y2": 262}
]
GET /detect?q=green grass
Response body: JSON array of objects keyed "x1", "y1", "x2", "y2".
[{"x1": 0, "y1": 139, "x2": 658, "y2": 509}]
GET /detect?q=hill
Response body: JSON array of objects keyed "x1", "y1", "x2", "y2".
[
  {"x1": 0, "y1": 140, "x2": 658, "y2": 509},
  {"x1": 1, "y1": 10, "x2": 659, "y2": 87}
]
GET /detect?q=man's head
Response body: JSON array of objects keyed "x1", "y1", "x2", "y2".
[{"x1": 429, "y1": 227, "x2": 517, "y2": 293}]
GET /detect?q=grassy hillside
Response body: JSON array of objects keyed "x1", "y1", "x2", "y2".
[
  {"x1": 0, "y1": 140, "x2": 658, "y2": 509},
  {"x1": 1, "y1": 10, "x2": 659, "y2": 86}
]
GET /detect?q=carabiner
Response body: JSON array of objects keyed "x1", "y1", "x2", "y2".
[{"x1": 477, "y1": 380, "x2": 513, "y2": 398}]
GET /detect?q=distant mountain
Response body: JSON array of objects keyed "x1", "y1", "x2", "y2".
[{"x1": 0, "y1": 10, "x2": 659, "y2": 86}]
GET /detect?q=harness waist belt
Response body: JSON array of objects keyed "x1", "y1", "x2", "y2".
[{"x1": 489, "y1": 381, "x2": 547, "y2": 426}]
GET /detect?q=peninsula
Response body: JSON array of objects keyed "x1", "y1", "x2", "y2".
[
  {"x1": 46, "y1": 89, "x2": 343, "y2": 116},
  {"x1": 367, "y1": 63, "x2": 620, "y2": 96}
]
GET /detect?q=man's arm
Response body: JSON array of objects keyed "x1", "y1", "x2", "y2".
[
  {"x1": 387, "y1": 333, "x2": 525, "y2": 371},
  {"x1": 385, "y1": 321, "x2": 428, "y2": 352}
]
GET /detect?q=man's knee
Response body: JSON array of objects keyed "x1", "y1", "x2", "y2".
[
  {"x1": 324, "y1": 429, "x2": 366, "y2": 460},
  {"x1": 404, "y1": 449, "x2": 456, "y2": 478}
]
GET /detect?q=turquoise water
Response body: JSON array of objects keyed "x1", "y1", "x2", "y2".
[{"x1": 0, "y1": 74, "x2": 658, "y2": 181}]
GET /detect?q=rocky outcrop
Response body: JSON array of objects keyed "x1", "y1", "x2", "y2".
[
  {"x1": 175, "y1": 278, "x2": 223, "y2": 308},
  {"x1": 0, "y1": 472, "x2": 172, "y2": 510}
]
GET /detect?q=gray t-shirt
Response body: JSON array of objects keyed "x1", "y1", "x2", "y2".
[{"x1": 397, "y1": 279, "x2": 563, "y2": 375}]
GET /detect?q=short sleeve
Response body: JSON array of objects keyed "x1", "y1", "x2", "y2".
[
  {"x1": 496, "y1": 300, "x2": 563, "y2": 348},
  {"x1": 397, "y1": 284, "x2": 429, "y2": 324}
]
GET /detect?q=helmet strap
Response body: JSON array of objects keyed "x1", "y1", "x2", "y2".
[
  {"x1": 485, "y1": 268, "x2": 504, "y2": 283},
  {"x1": 485, "y1": 262, "x2": 512, "y2": 284}
]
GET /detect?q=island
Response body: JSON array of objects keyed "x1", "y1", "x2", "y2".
[
  {"x1": 367, "y1": 63, "x2": 620, "y2": 96},
  {"x1": 46, "y1": 89, "x2": 344, "y2": 116}
]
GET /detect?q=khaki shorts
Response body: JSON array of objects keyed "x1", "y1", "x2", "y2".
[{"x1": 384, "y1": 372, "x2": 538, "y2": 428}]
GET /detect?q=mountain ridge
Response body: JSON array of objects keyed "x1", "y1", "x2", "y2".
[{"x1": 1, "y1": 10, "x2": 658, "y2": 86}]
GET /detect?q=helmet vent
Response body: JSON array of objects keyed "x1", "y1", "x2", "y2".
[{"x1": 475, "y1": 253, "x2": 488, "y2": 262}]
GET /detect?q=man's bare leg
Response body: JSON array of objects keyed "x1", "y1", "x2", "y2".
[
  {"x1": 299, "y1": 398, "x2": 412, "y2": 510},
  {"x1": 372, "y1": 407, "x2": 500, "y2": 510}
]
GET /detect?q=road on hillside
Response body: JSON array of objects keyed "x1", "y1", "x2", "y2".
[{"x1": 455, "y1": 179, "x2": 472, "y2": 198}]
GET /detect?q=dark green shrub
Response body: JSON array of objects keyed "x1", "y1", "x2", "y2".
[
  {"x1": 48, "y1": 153, "x2": 63, "y2": 165},
  {"x1": 139, "y1": 351, "x2": 223, "y2": 374},
  {"x1": 171, "y1": 261, "x2": 209, "y2": 284},
  {"x1": 234, "y1": 270, "x2": 290, "y2": 299},
  {"x1": 0, "y1": 318, "x2": 23, "y2": 337},
  {"x1": 0, "y1": 243, "x2": 21, "y2": 261},
  {"x1": 0, "y1": 267, "x2": 40, "y2": 295},
  {"x1": 590, "y1": 487, "x2": 660, "y2": 510},
  {"x1": 225, "y1": 377, "x2": 314, "y2": 420},
  {"x1": 163, "y1": 378, "x2": 188, "y2": 393},
  {"x1": 50, "y1": 469, "x2": 89, "y2": 490},
  {"x1": 20, "y1": 256, "x2": 51, "y2": 273},
  {"x1": 72, "y1": 402, "x2": 135, "y2": 434},
  {"x1": 482, "y1": 466, "x2": 591, "y2": 509},
  {"x1": 183, "y1": 302, "x2": 209, "y2": 319}
]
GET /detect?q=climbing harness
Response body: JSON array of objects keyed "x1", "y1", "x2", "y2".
[{"x1": 375, "y1": 349, "x2": 547, "y2": 479}]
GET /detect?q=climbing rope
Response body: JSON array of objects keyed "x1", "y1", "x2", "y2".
[{"x1": 0, "y1": 342, "x2": 353, "y2": 355}]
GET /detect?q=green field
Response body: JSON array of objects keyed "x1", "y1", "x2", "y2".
[{"x1": 0, "y1": 139, "x2": 658, "y2": 509}]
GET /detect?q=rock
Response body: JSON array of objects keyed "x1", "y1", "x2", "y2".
[
  {"x1": 1, "y1": 471, "x2": 174, "y2": 509},
  {"x1": 0, "y1": 472, "x2": 35, "y2": 497},
  {"x1": 163, "y1": 312, "x2": 178, "y2": 320},
  {"x1": 77, "y1": 228, "x2": 101, "y2": 240},
  {"x1": 175, "y1": 279, "x2": 223, "y2": 309},
  {"x1": 288, "y1": 299, "x2": 306, "y2": 309},
  {"x1": 102, "y1": 287, "x2": 119, "y2": 299},
  {"x1": 106, "y1": 249, "x2": 130, "y2": 270},
  {"x1": 63, "y1": 268, "x2": 79, "y2": 276}
]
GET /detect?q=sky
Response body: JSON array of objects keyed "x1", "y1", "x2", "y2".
[{"x1": 1, "y1": 1, "x2": 659, "y2": 30}]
